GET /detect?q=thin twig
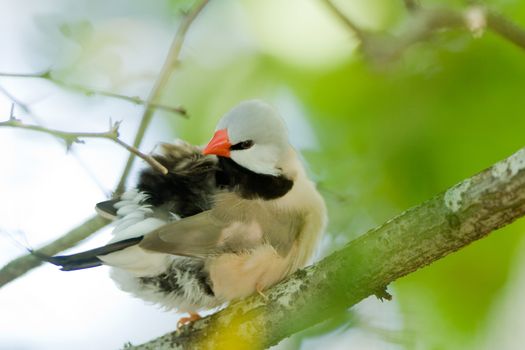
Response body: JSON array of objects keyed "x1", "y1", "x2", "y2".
[
  {"x1": 0, "y1": 85, "x2": 31, "y2": 114},
  {"x1": 0, "y1": 86, "x2": 110, "y2": 194},
  {"x1": 9, "y1": 103, "x2": 15, "y2": 119},
  {"x1": 321, "y1": 0, "x2": 368, "y2": 43},
  {"x1": 0, "y1": 70, "x2": 50, "y2": 78},
  {"x1": 0, "y1": 117, "x2": 168, "y2": 175},
  {"x1": 0, "y1": 71, "x2": 187, "y2": 116},
  {"x1": 0, "y1": 215, "x2": 109, "y2": 288},
  {"x1": 56, "y1": 80, "x2": 188, "y2": 116},
  {"x1": 114, "y1": 0, "x2": 210, "y2": 195}
]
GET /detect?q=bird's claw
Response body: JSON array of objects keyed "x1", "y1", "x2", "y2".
[
  {"x1": 256, "y1": 283, "x2": 269, "y2": 301},
  {"x1": 177, "y1": 312, "x2": 202, "y2": 329}
]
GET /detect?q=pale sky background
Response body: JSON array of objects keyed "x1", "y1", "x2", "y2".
[{"x1": 1, "y1": 0, "x2": 525, "y2": 349}]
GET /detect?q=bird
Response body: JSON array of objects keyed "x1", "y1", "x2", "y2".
[{"x1": 40, "y1": 100, "x2": 327, "y2": 325}]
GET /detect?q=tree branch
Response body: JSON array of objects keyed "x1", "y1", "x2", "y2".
[
  {"x1": 0, "y1": 117, "x2": 168, "y2": 175},
  {"x1": 129, "y1": 146, "x2": 525, "y2": 349},
  {"x1": 0, "y1": 85, "x2": 31, "y2": 113},
  {"x1": 0, "y1": 70, "x2": 187, "y2": 116},
  {"x1": 114, "y1": 0, "x2": 210, "y2": 195},
  {"x1": 486, "y1": 10, "x2": 525, "y2": 50},
  {"x1": 0, "y1": 215, "x2": 109, "y2": 287},
  {"x1": 321, "y1": 0, "x2": 368, "y2": 43},
  {"x1": 323, "y1": 3, "x2": 525, "y2": 64}
]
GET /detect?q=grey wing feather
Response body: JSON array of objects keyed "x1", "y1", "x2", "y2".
[
  {"x1": 139, "y1": 198, "x2": 306, "y2": 259},
  {"x1": 139, "y1": 211, "x2": 228, "y2": 258}
]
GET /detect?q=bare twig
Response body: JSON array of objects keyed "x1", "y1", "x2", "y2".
[
  {"x1": 321, "y1": 0, "x2": 368, "y2": 43},
  {"x1": 390, "y1": 6, "x2": 525, "y2": 57},
  {"x1": 0, "y1": 70, "x2": 50, "y2": 78},
  {"x1": 0, "y1": 85, "x2": 110, "y2": 194},
  {"x1": 381, "y1": 8, "x2": 464, "y2": 60},
  {"x1": 9, "y1": 103, "x2": 15, "y2": 119},
  {"x1": 0, "y1": 85, "x2": 31, "y2": 114},
  {"x1": 0, "y1": 117, "x2": 168, "y2": 175},
  {"x1": 0, "y1": 71, "x2": 187, "y2": 116},
  {"x1": 323, "y1": 2, "x2": 525, "y2": 64},
  {"x1": 115, "y1": 0, "x2": 210, "y2": 195},
  {"x1": 0, "y1": 215, "x2": 109, "y2": 288},
  {"x1": 129, "y1": 146, "x2": 525, "y2": 349}
]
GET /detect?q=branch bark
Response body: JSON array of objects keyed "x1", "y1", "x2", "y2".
[
  {"x1": 129, "y1": 147, "x2": 525, "y2": 349},
  {"x1": 0, "y1": 215, "x2": 109, "y2": 287}
]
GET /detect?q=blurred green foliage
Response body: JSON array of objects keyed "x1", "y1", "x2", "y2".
[{"x1": 159, "y1": 2, "x2": 525, "y2": 348}]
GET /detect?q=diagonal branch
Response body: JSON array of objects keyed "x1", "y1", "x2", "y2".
[
  {"x1": 486, "y1": 10, "x2": 525, "y2": 50},
  {"x1": 129, "y1": 146, "x2": 525, "y2": 349},
  {"x1": 114, "y1": 0, "x2": 210, "y2": 195},
  {"x1": 0, "y1": 85, "x2": 31, "y2": 113},
  {"x1": 321, "y1": 0, "x2": 368, "y2": 43},
  {"x1": 0, "y1": 117, "x2": 168, "y2": 175}
]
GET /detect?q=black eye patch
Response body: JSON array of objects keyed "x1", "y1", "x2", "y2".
[{"x1": 230, "y1": 140, "x2": 254, "y2": 151}]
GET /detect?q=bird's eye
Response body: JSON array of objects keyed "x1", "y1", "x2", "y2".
[{"x1": 230, "y1": 140, "x2": 254, "y2": 151}]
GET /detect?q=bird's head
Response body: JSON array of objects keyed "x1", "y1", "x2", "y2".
[{"x1": 203, "y1": 100, "x2": 290, "y2": 176}]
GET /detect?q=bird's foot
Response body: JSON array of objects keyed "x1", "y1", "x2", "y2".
[
  {"x1": 256, "y1": 283, "x2": 269, "y2": 301},
  {"x1": 177, "y1": 312, "x2": 202, "y2": 329}
]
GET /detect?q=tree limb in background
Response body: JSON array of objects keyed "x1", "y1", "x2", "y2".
[
  {"x1": 129, "y1": 147, "x2": 525, "y2": 349},
  {"x1": 0, "y1": 117, "x2": 168, "y2": 175},
  {"x1": 0, "y1": 70, "x2": 187, "y2": 116},
  {"x1": 0, "y1": 0, "x2": 209, "y2": 288},
  {"x1": 486, "y1": 10, "x2": 525, "y2": 50},
  {"x1": 323, "y1": 2, "x2": 525, "y2": 63},
  {"x1": 321, "y1": 0, "x2": 367, "y2": 43},
  {"x1": 115, "y1": 0, "x2": 210, "y2": 195},
  {"x1": 0, "y1": 215, "x2": 109, "y2": 288}
]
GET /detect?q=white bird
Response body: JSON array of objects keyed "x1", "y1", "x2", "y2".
[{"x1": 42, "y1": 100, "x2": 327, "y2": 325}]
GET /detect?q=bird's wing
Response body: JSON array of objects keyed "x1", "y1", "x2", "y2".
[
  {"x1": 139, "y1": 210, "x2": 235, "y2": 258},
  {"x1": 139, "y1": 201, "x2": 305, "y2": 259}
]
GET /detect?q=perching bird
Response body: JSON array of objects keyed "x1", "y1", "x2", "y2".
[{"x1": 41, "y1": 100, "x2": 327, "y2": 325}]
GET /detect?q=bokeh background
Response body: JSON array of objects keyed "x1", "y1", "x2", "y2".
[{"x1": 1, "y1": 0, "x2": 525, "y2": 349}]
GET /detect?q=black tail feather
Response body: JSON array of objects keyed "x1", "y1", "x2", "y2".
[{"x1": 33, "y1": 236, "x2": 143, "y2": 271}]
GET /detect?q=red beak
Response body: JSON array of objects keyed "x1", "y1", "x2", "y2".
[{"x1": 203, "y1": 129, "x2": 231, "y2": 157}]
